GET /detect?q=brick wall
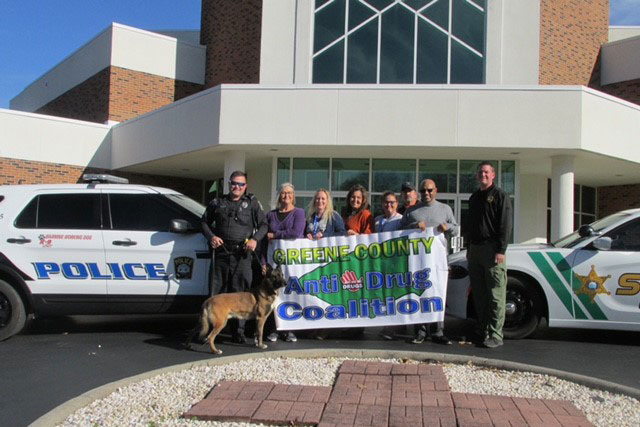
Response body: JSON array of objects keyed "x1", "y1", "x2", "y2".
[
  {"x1": 597, "y1": 184, "x2": 640, "y2": 217},
  {"x1": 200, "y1": 0, "x2": 262, "y2": 88},
  {"x1": 36, "y1": 68, "x2": 111, "y2": 123},
  {"x1": 0, "y1": 157, "x2": 204, "y2": 202},
  {"x1": 539, "y1": 0, "x2": 609, "y2": 85},
  {"x1": 109, "y1": 66, "x2": 203, "y2": 122},
  {"x1": 35, "y1": 66, "x2": 203, "y2": 124},
  {"x1": 594, "y1": 79, "x2": 640, "y2": 105}
]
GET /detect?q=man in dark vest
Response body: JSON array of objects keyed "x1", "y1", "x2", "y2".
[{"x1": 201, "y1": 170, "x2": 267, "y2": 343}]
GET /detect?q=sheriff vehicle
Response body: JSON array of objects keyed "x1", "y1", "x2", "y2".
[
  {"x1": 447, "y1": 209, "x2": 640, "y2": 339},
  {"x1": 0, "y1": 175, "x2": 210, "y2": 340}
]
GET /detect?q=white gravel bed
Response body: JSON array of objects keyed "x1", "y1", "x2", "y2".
[{"x1": 58, "y1": 357, "x2": 639, "y2": 427}]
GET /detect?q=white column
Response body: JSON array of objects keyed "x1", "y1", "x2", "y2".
[
  {"x1": 551, "y1": 155, "x2": 574, "y2": 241},
  {"x1": 223, "y1": 151, "x2": 246, "y2": 193}
]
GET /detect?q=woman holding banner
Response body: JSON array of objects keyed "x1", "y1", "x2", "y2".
[
  {"x1": 343, "y1": 184, "x2": 374, "y2": 236},
  {"x1": 305, "y1": 188, "x2": 345, "y2": 339},
  {"x1": 306, "y1": 188, "x2": 346, "y2": 239},
  {"x1": 264, "y1": 182, "x2": 306, "y2": 343}
]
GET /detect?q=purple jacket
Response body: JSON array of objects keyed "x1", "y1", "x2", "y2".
[{"x1": 266, "y1": 207, "x2": 306, "y2": 239}]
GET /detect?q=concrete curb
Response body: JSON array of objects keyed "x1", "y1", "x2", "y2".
[{"x1": 30, "y1": 348, "x2": 640, "y2": 427}]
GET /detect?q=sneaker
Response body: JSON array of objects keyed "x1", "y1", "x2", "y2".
[
  {"x1": 409, "y1": 334, "x2": 426, "y2": 344},
  {"x1": 432, "y1": 335, "x2": 453, "y2": 345},
  {"x1": 284, "y1": 332, "x2": 297, "y2": 342},
  {"x1": 266, "y1": 332, "x2": 278, "y2": 342},
  {"x1": 481, "y1": 337, "x2": 503, "y2": 348}
]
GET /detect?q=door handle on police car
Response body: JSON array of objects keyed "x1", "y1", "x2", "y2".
[
  {"x1": 112, "y1": 239, "x2": 137, "y2": 246},
  {"x1": 7, "y1": 237, "x2": 31, "y2": 244}
]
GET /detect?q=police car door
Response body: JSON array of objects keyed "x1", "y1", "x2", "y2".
[
  {"x1": 103, "y1": 190, "x2": 208, "y2": 312},
  {"x1": 570, "y1": 218, "x2": 640, "y2": 329},
  {"x1": 9, "y1": 190, "x2": 107, "y2": 307}
]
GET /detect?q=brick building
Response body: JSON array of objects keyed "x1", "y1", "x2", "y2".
[{"x1": 3, "y1": 0, "x2": 640, "y2": 243}]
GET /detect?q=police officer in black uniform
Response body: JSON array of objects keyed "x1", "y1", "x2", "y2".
[{"x1": 201, "y1": 170, "x2": 267, "y2": 343}]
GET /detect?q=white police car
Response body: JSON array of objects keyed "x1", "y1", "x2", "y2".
[
  {"x1": 447, "y1": 209, "x2": 640, "y2": 339},
  {"x1": 0, "y1": 175, "x2": 210, "y2": 340}
]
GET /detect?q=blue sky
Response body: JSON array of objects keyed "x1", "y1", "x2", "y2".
[{"x1": 1, "y1": 0, "x2": 639, "y2": 109}]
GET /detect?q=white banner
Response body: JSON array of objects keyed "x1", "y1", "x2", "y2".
[{"x1": 267, "y1": 229, "x2": 449, "y2": 330}]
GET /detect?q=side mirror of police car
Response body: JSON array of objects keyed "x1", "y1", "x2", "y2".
[
  {"x1": 592, "y1": 236, "x2": 612, "y2": 251},
  {"x1": 170, "y1": 219, "x2": 195, "y2": 233},
  {"x1": 578, "y1": 224, "x2": 600, "y2": 238}
]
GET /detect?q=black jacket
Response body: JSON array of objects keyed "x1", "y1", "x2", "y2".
[{"x1": 464, "y1": 184, "x2": 512, "y2": 254}]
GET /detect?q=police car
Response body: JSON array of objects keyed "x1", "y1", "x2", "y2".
[
  {"x1": 447, "y1": 209, "x2": 640, "y2": 339},
  {"x1": 0, "y1": 175, "x2": 210, "y2": 340}
]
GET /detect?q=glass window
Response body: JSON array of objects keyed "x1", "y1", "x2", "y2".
[
  {"x1": 313, "y1": 0, "x2": 485, "y2": 84},
  {"x1": 418, "y1": 159, "x2": 457, "y2": 193},
  {"x1": 420, "y1": 0, "x2": 449, "y2": 30},
  {"x1": 450, "y1": 38, "x2": 484, "y2": 83},
  {"x1": 277, "y1": 158, "x2": 291, "y2": 188},
  {"x1": 581, "y1": 186, "x2": 596, "y2": 215},
  {"x1": 334, "y1": 196, "x2": 349, "y2": 217},
  {"x1": 501, "y1": 161, "x2": 515, "y2": 195},
  {"x1": 347, "y1": 19, "x2": 378, "y2": 83},
  {"x1": 607, "y1": 219, "x2": 640, "y2": 251},
  {"x1": 372, "y1": 159, "x2": 416, "y2": 193},
  {"x1": 297, "y1": 196, "x2": 313, "y2": 212},
  {"x1": 332, "y1": 158, "x2": 369, "y2": 191},
  {"x1": 380, "y1": 5, "x2": 415, "y2": 83},
  {"x1": 109, "y1": 194, "x2": 188, "y2": 232},
  {"x1": 416, "y1": 19, "x2": 448, "y2": 83},
  {"x1": 37, "y1": 194, "x2": 101, "y2": 230},
  {"x1": 313, "y1": 40, "x2": 345, "y2": 83},
  {"x1": 574, "y1": 184, "x2": 580, "y2": 213},
  {"x1": 14, "y1": 196, "x2": 38, "y2": 229},
  {"x1": 292, "y1": 158, "x2": 330, "y2": 191},
  {"x1": 314, "y1": 0, "x2": 346, "y2": 53},
  {"x1": 452, "y1": 0, "x2": 485, "y2": 54},
  {"x1": 349, "y1": 0, "x2": 376, "y2": 30}
]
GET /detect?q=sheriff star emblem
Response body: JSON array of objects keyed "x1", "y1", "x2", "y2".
[{"x1": 575, "y1": 265, "x2": 611, "y2": 303}]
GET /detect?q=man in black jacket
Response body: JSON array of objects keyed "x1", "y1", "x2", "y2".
[
  {"x1": 201, "y1": 170, "x2": 267, "y2": 342},
  {"x1": 464, "y1": 161, "x2": 512, "y2": 348}
]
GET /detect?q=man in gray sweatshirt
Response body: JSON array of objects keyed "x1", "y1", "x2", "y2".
[{"x1": 401, "y1": 178, "x2": 458, "y2": 345}]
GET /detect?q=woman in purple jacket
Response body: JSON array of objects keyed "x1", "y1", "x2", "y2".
[{"x1": 264, "y1": 182, "x2": 305, "y2": 342}]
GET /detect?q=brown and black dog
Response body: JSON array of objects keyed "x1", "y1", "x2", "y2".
[{"x1": 186, "y1": 264, "x2": 287, "y2": 354}]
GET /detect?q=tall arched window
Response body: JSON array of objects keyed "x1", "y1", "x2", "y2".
[{"x1": 313, "y1": 0, "x2": 486, "y2": 84}]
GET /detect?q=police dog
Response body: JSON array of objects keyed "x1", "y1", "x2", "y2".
[{"x1": 186, "y1": 264, "x2": 287, "y2": 354}]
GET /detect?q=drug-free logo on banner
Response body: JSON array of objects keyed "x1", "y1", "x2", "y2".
[{"x1": 268, "y1": 229, "x2": 449, "y2": 330}]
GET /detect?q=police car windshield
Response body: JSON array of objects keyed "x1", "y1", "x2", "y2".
[
  {"x1": 164, "y1": 194, "x2": 205, "y2": 217},
  {"x1": 553, "y1": 212, "x2": 631, "y2": 248}
]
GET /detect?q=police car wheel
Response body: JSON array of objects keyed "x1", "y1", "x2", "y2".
[
  {"x1": 503, "y1": 277, "x2": 541, "y2": 340},
  {"x1": 0, "y1": 280, "x2": 27, "y2": 341}
]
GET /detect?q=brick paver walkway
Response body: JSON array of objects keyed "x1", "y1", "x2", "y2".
[{"x1": 183, "y1": 360, "x2": 594, "y2": 426}]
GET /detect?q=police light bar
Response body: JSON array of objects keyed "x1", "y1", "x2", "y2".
[{"x1": 82, "y1": 174, "x2": 129, "y2": 184}]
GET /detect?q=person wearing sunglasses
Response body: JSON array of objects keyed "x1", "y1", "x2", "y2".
[
  {"x1": 401, "y1": 178, "x2": 458, "y2": 345},
  {"x1": 201, "y1": 170, "x2": 267, "y2": 344}
]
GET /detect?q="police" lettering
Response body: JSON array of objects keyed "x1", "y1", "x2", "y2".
[{"x1": 32, "y1": 262, "x2": 167, "y2": 280}]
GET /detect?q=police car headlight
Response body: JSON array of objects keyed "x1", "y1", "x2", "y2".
[{"x1": 449, "y1": 264, "x2": 468, "y2": 280}]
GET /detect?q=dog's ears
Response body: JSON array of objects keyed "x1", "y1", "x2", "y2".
[{"x1": 265, "y1": 263, "x2": 274, "y2": 275}]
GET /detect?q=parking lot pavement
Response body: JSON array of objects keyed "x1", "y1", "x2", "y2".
[{"x1": 1, "y1": 315, "x2": 638, "y2": 426}]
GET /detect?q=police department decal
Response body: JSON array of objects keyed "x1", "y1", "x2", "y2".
[{"x1": 174, "y1": 257, "x2": 194, "y2": 279}]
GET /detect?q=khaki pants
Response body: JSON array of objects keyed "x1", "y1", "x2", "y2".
[{"x1": 467, "y1": 241, "x2": 507, "y2": 340}]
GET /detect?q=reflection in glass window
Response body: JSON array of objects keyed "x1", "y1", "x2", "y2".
[
  {"x1": 581, "y1": 186, "x2": 596, "y2": 214},
  {"x1": 419, "y1": 159, "x2": 457, "y2": 193},
  {"x1": 332, "y1": 158, "x2": 369, "y2": 191},
  {"x1": 292, "y1": 158, "x2": 330, "y2": 191},
  {"x1": 277, "y1": 158, "x2": 291, "y2": 188},
  {"x1": 380, "y1": 5, "x2": 415, "y2": 83},
  {"x1": 312, "y1": 0, "x2": 485, "y2": 84},
  {"x1": 501, "y1": 161, "x2": 515, "y2": 195},
  {"x1": 372, "y1": 159, "x2": 415, "y2": 193},
  {"x1": 37, "y1": 194, "x2": 101, "y2": 230}
]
